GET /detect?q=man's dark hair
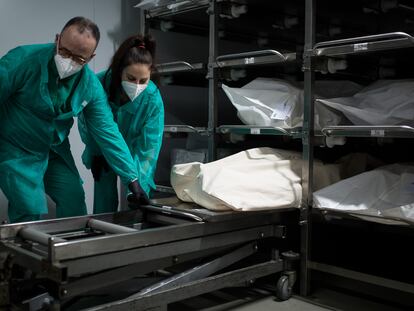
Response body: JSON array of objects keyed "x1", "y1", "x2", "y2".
[{"x1": 61, "y1": 17, "x2": 100, "y2": 44}]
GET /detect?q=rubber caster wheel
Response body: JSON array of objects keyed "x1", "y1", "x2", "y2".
[{"x1": 276, "y1": 275, "x2": 292, "y2": 301}]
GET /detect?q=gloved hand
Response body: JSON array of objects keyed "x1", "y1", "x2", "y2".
[
  {"x1": 91, "y1": 155, "x2": 110, "y2": 182},
  {"x1": 127, "y1": 180, "x2": 150, "y2": 206}
]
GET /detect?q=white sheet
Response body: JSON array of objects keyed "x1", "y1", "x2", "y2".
[
  {"x1": 313, "y1": 164, "x2": 414, "y2": 224},
  {"x1": 318, "y1": 80, "x2": 414, "y2": 126},
  {"x1": 222, "y1": 78, "x2": 362, "y2": 129},
  {"x1": 171, "y1": 148, "x2": 341, "y2": 211}
]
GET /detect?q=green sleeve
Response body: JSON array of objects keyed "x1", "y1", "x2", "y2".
[
  {"x1": 130, "y1": 91, "x2": 164, "y2": 194},
  {"x1": 79, "y1": 70, "x2": 109, "y2": 167},
  {"x1": 0, "y1": 47, "x2": 25, "y2": 106},
  {"x1": 82, "y1": 81, "x2": 138, "y2": 186}
]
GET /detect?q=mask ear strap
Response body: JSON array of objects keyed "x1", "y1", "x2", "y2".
[{"x1": 55, "y1": 35, "x2": 61, "y2": 53}]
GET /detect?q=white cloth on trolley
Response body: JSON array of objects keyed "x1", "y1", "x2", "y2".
[
  {"x1": 221, "y1": 78, "x2": 362, "y2": 129},
  {"x1": 313, "y1": 164, "x2": 414, "y2": 223},
  {"x1": 171, "y1": 148, "x2": 341, "y2": 211},
  {"x1": 318, "y1": 80, "x2": 414, "y2": 126}
]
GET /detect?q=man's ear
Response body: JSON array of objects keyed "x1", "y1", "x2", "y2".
[{"x1": 55, "y1": 34, "x2": 59, "y2": 44}]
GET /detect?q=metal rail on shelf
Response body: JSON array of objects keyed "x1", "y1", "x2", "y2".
[
  {"x1": 217, "y1": 125, "x2": 302, "y2": 137},
  {"x1": 315, "y1": 208, "x2": 414, "y2": 227},
  {"x1": 141, "y1": 0, "x2": 210, "y2": 18},
  {"x1": 314, "y1": 32, "x2": 414, "y2": 56},
  {"x1": 216, "y1": 50, "x2": 296, "y2": 68},
  {"x1": 321, "y1": 125, "x2": 414, "y2": 138},
  {"x1": 164, "y1": 125, "x2": 207, "y2": 134},
  {"x1": 309, "y1": 261, "x2": 414, "y2": 294},
  {"x1": 156, "y1": 61, "x2": 205, "y2": 74},
  {"x1": 155, "y1": 185, "x2": 176, "y2": 194}
]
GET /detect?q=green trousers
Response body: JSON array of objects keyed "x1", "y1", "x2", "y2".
[
  {"x1": 8, "y1": 151, "x2": 87, "y2": 223},
  {"x1": 93, "y1": 169, "x2": 119, "y2": 214}
]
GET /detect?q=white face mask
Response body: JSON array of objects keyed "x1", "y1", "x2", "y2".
[
  {"x1": 54, "y1": 53, "x2": 83, "y2": 79},
  {"x1": 122, "y1": 81, "x2": 148, "y2": 102}
]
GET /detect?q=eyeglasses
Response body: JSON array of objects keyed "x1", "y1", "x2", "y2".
[
  {"x1": 57, "y1": 46, "x2": 88, "y2": 65},
  {"x1": 57, "y1": 38, "x2": 89, "y2": 65}
]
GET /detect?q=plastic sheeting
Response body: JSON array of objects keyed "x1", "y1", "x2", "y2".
[
  {"x1": 222, "y1": 78, "x2": 362, "y2": 129},
  {"x1": 313, "y1": 164, "x2": 414, "y2": 224},
  {"x1": 171, "y1": 148, "x2": 341, "y2": 211},
  {"x1": 318, "y1": 80, "x2": 414, "y2": 126}
]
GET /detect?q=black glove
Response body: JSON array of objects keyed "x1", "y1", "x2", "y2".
[
  {"x1": 91, "y1": 155, "x2": 110, "y2": 182},
  {"x1": 128, "y1": 180, "x2": 150, "y2": 206}
]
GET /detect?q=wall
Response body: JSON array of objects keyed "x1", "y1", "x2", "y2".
[{"x1": 0, "y1": 0, "x2": 141, "y2": 221}]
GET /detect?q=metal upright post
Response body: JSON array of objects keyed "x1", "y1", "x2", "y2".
[
  {"x1": 300, "y1": 0, "x2": 316, "y2": 296},
  {"x1": 207, "y1": 0, "x2": 219, "y2": 162}
]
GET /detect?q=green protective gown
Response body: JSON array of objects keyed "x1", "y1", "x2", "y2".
[
  {"x1": 0, "y1": 44, "x2": 139, "y2": 222},
  {"x1": 79, "y1": 70, "x2": 164, "y2": 214}
]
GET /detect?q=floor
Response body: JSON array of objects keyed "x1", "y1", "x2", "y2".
[
  {"x1": 66, "y1": 286, "x2": 409, "y2": 310},
  {"x1": 64, "y1": 276, "x2": 409, "y2": 310},
  {"x1": 170, "y1": 287, "x2": 407, "y2": 311}
]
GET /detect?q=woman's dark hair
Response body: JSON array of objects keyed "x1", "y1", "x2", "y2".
[{"x1": 105, "y1": 34, "x2": 156, "y2": 102}]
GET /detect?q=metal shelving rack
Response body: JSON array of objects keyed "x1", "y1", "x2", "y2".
[
  {"x1": 139, "y1": 1, "x2": 211, "y2": 155},
  {"x1": 300, "y1": 0, "x2": 414, "y2": 300},
  {"x1": 139, "y1": 0, "x2": 414, "y2": 303},
  {"x1": 140, "y1": 0, "x2": 305, "y2": 276},
  {"x1": 141, "y1": 0, "x2": 303, "y2": 162},
  {"x1": 215, "y1": 48, "x2": 301, "y2": 143}
]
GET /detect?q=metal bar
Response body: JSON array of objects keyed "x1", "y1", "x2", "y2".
[
  {"x1": 399, "y1": 4, "x2": 414, "y2": 12},
  {"x1": 138, "y1": 5, "x2": 146, "y2": 35},
  {"x1": 217, "y1": 49, "x2": 285, "y2": 61},
  {"x1": 321, "y1": 125, "x2": 414, "y2": 138},
  {"x1": 207, "y1": 0, "x2": 218, "y2": 162},
  {"x1": 314, "y1": 32, "x2": 413, "y2": 49},
  {"x1": 300, "y1": 0, "x2": 316, "y2": 297},
  {"x1": 217, "y1": 125, "x2": 290, "y2": 136},
  {"x1": 215, "y1": 53, "x2": 297, "y2": 68},
  {"x1": 60, "y1": 246, "x2": 230, "y2": 299},
  {"x1": 63, "y1": 225, "x2": 274, "y2": 276},
  {"x1": 163, "y1": 125, "x2": 207, "y2": 134},
  {"x1": 145, "y1": 213, "x2": 195, "y2": 225},
  {"x1": 83, "y1": 260, "x2": 284, "y2": 311},
  {"x1": 136, "y1": 243, "x2": 257, "y2": 296},
  {"x1": 145, "y1": 0, "x2": 209, "y2": 18},
  {"x1": 315, "y1": 38, "x2": 414, "y2": 57},
  {"x1": 157, "y1": 61, "x2": 194, "y2": 70},
  {"x1": 309, "y1": 261, "x2": 414, "y2": 295},
  {"x1": 216, "y1": 125, "x2": 303, "y2": 138},
  {"x1": 159, "y1": 62, "x2": 205, "y2": 73},
  {"x1": 53, "y1": 215, "x2": 280, "y2": 261},
  {"x1": 18, "y1": 227, "x2": 65, "y2": 245},
  {"x1": 316, "y1": 208, "x2": 414, "y2": 227},
  {"x1": 216, "y1": 50, "x2": 288, "y2": 68},
  {"x1": 156, "y1": 62, "x2": 205, "y2": 74},
  {"x1": 154, "y1": 185, "x2": 175, "y2": 194},
  {"x1": 1, "y1": 242, "x2": 66, "y2": 282},
  {"x1": 0, "y1": 210, "x2": 142, "y2": 239},
  {"x1": 87, "y1": 219, "x2": 137, "y2": 234},
  {"x1": 143, "y1": 206, "x2": 204, "y2": 222},
  {"x1": 54, "y1": 222, "x2": 202, "y2": 261}
]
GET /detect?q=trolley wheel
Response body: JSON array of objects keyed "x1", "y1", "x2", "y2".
[{"x1": 276, "y1": 275, "x2": 291, "y2": 301}]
